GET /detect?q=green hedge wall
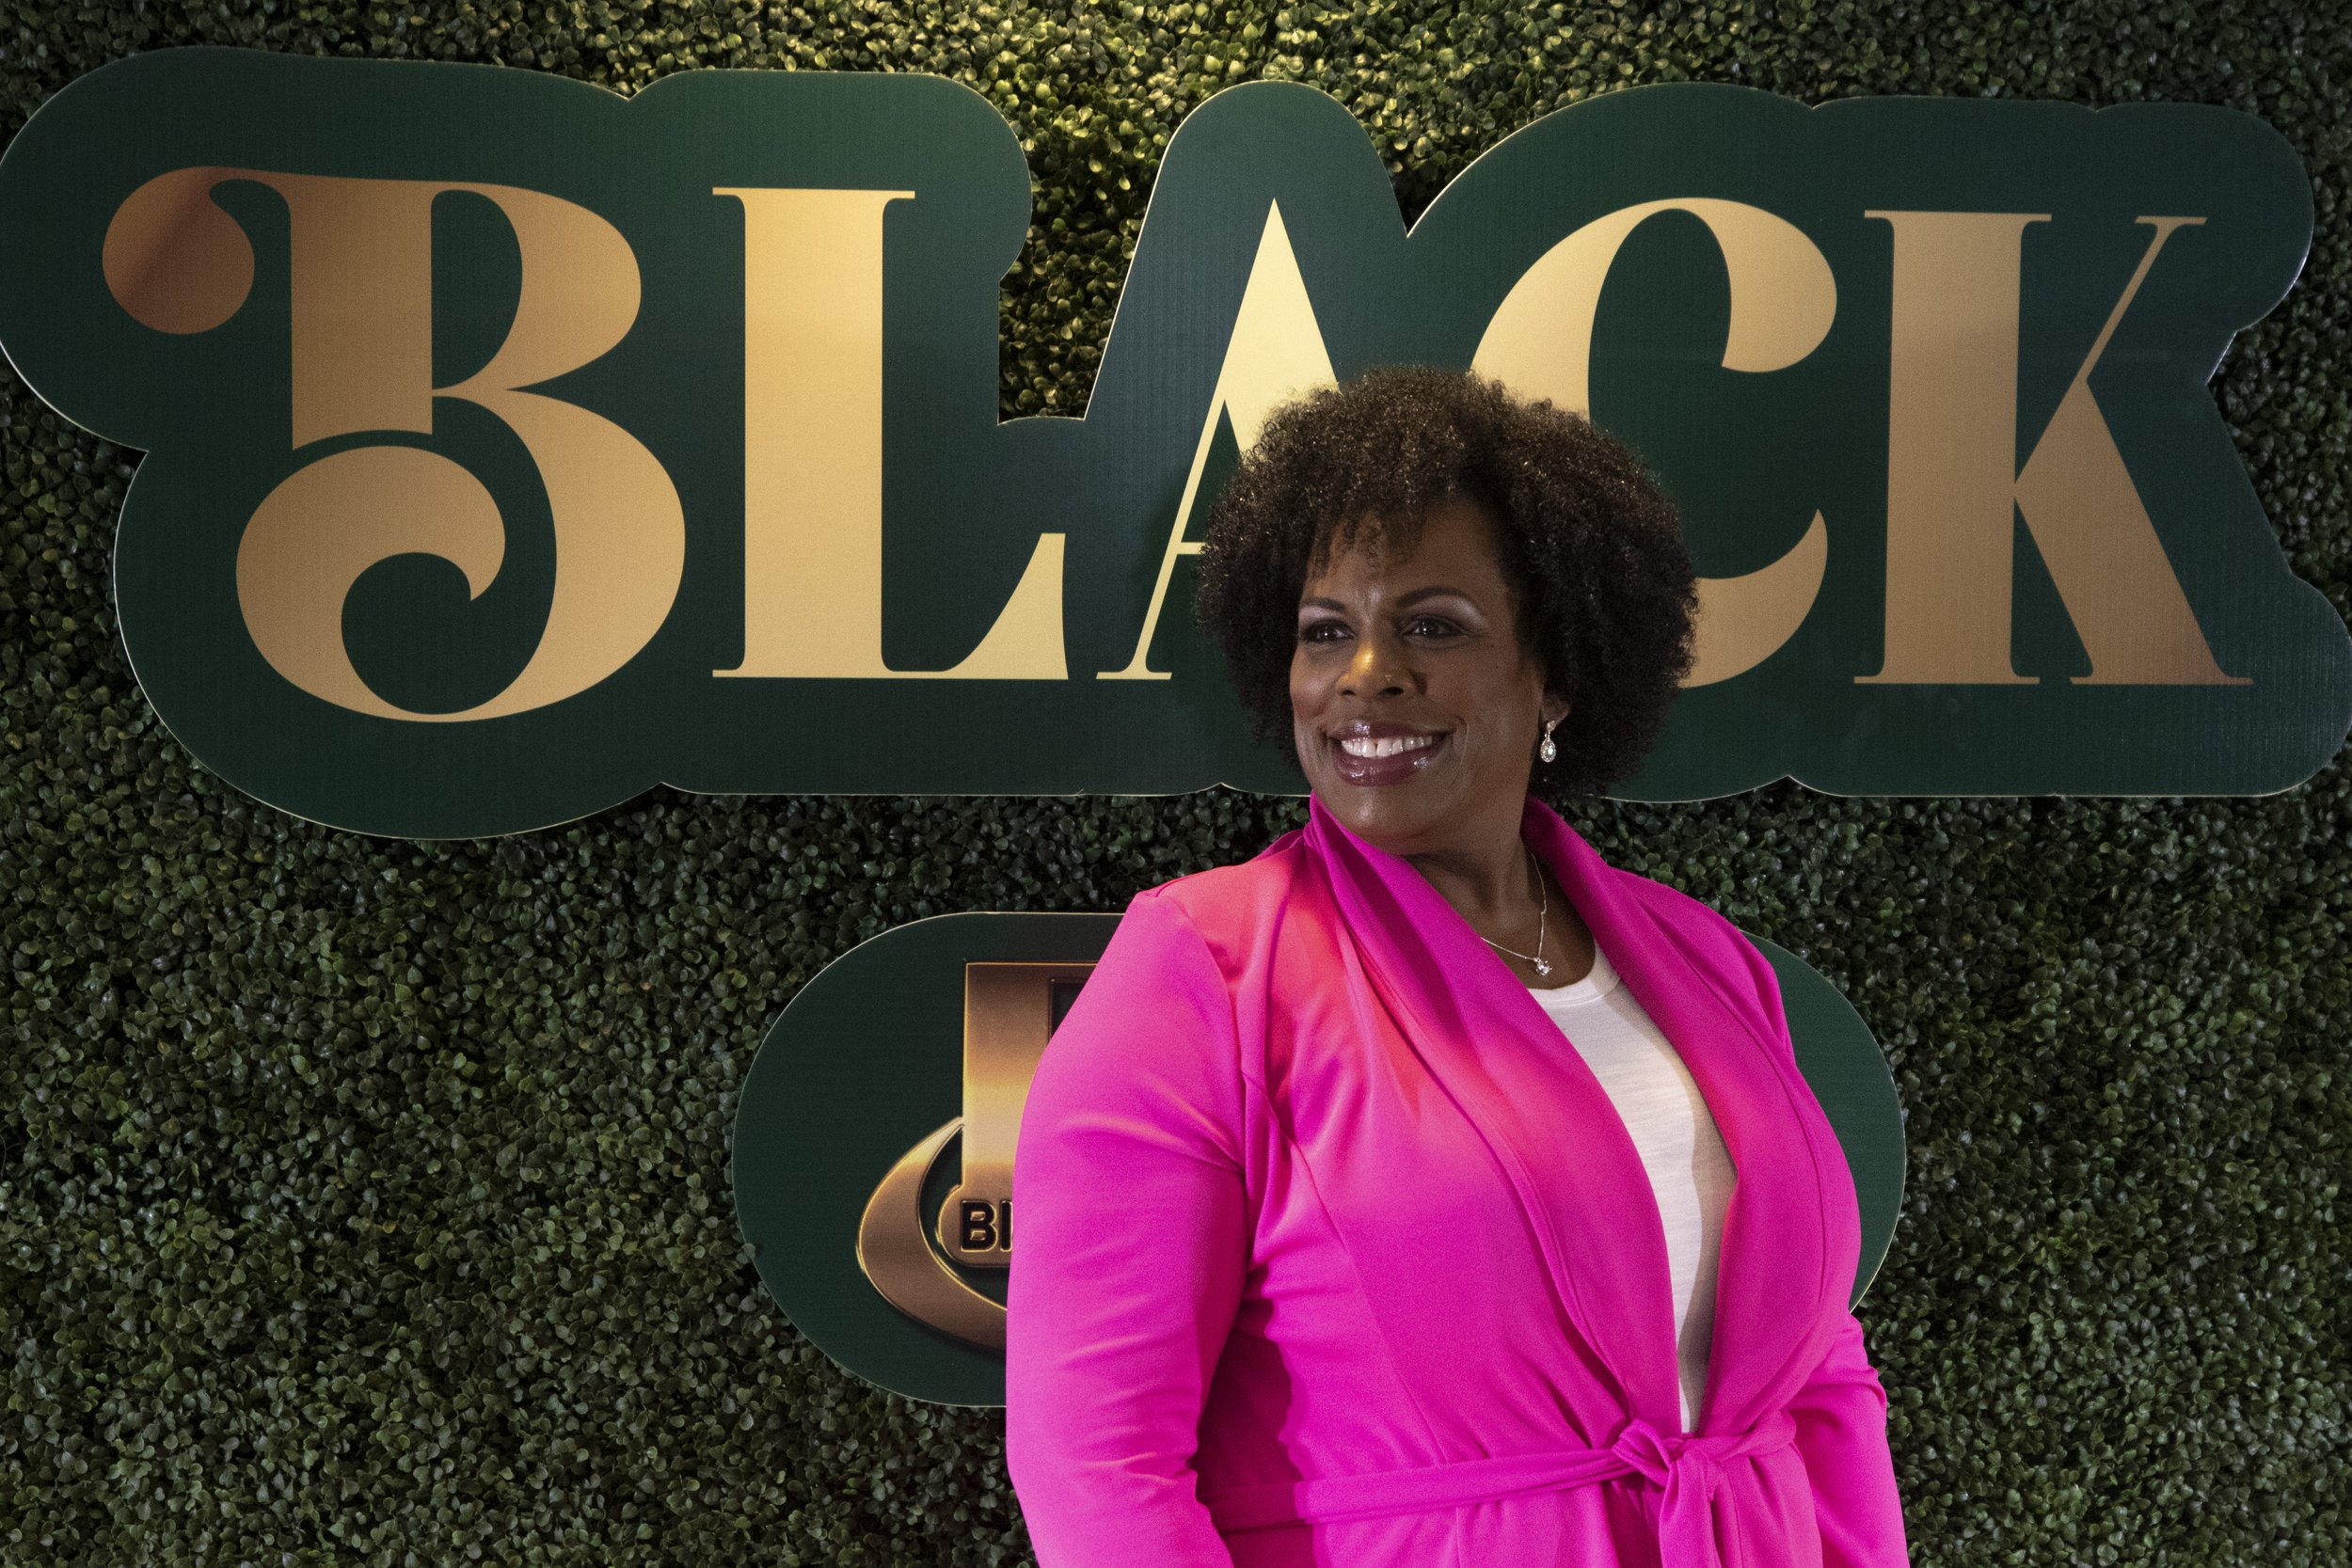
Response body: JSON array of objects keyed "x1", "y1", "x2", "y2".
[{"x1": 4, "y1": 3, "x2": 2347, "y2": 1564}]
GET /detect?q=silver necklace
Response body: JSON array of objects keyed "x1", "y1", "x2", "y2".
[{"x1": 1477, "y1": 847, "x2": 1550, "y2": 976}]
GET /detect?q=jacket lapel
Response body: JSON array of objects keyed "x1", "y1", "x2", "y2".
[
  {"x1": 1302, "y1": 796, "x2": 1839, "y2": 1436},
  {"x1": 1518, "y1": 799, "x2": 1842, "y2": 1433},
  {"x1": 1305, "y1": 798, "x2": 1682, "y2": 1428}
]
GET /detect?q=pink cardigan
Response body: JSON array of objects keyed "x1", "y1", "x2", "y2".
[{"x1": 1006, "y1": 795, "x2": 1910, "y2": 1568}]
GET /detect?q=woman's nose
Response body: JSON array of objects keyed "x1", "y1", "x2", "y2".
[{"x1": 1341, "y1": 634, "x2": 1408, "y2": 697}]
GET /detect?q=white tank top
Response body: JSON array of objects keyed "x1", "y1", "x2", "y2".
[{"x1": 1529, "y1": 943, "x2": 1738, "y2": 1432}]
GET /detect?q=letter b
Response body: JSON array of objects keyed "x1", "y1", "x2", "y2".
[{"x1": 103, "y1": 166, "x2": 685, "y2": 721}]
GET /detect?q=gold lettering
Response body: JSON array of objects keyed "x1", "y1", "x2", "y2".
[
  {"x1": 1099, "y1": 199, "x2": 1337, "y2": 680},
  {"x1": 1864, "y1": 212, "x2": 2240, "y2": 686},
  {"x1": 719, "y1": 187, "x2": 1066, "y2": 681},
  {"x1": 107, "y1": 168, "x2": 686, "y2": 721},
  {"x1": 1475, "y1": 199, "x2": 1838, "y2": 687}
]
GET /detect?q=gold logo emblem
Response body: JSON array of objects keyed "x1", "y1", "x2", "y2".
[{"x1": 854, "y1": 962, "x2": 1093, "y2": 1349}]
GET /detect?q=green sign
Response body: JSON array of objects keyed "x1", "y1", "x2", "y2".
[
  {"x1": 1, "y1": 48, "x2": 2343, "y2": 835},
  {"x1": 732, "y1": 912, "x2": 1904, "y2": 1407}
]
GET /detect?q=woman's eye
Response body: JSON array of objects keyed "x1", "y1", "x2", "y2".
[
  {"x1": 1299, "y1": 621, "x2": 1347, "y2": 643},
  {"x1": 1406, "y1": 616, "x2": 1460, "y2": 639}
]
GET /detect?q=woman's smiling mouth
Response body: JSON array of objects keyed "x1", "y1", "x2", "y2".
[
  {"x1": 1338, "y1": 734, "x2": 1441, "y2": 759},
  {"x1": 1327, "y1": 727, "x2": 1450, "y2": 785}
]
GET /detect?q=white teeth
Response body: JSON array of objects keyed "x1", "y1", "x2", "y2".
[{"x1": 1338, "y1": 734, "x2": 1439, "y2": 759}]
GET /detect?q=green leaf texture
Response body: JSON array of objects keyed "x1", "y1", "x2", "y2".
[{"x1": 3, "y1": 3, "x2": 2348, "y2": 1563}]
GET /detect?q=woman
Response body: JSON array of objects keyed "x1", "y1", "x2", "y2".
[{"x1": 1005, "y1": 367, "x2": 1909, "y2": 1568}]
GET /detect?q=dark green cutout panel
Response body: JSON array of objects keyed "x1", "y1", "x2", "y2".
[{"x1": 0, "y1": 49, "x2": 2344, "y2": 833}]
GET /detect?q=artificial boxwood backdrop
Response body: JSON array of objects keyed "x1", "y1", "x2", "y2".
[{"x1": 3, "y1": 2, "x2": 2346, "y2": 1564}]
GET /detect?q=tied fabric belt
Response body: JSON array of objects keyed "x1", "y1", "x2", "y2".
[{"x1": 1201, "y1": 1411, "x2": 1798, "y2": 1568}]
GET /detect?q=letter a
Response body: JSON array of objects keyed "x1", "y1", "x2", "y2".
[{"x1": 1100, "y1": 199, "x2": 1338, "y2": 680}]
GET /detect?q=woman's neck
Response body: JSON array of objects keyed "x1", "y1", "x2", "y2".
[
  {"x1": 1403, "y1": 832, "x2": 1537, "y2": 933},
  {"x1": 1398, "y1": 807, "x2": 1595, "y2": 988}
]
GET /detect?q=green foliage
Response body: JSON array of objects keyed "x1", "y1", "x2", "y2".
[{"x1": 3, "y1": 2, "x2": 2348, "y2": 1564}]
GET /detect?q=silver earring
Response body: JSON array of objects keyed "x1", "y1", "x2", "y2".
[{"x1": 1538, "y1": 719, "x2": 1559, "y2": 765}]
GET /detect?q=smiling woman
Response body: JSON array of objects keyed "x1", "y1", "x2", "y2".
[
  {"x1": 1198, "y1": 363, "x2": 1697, "y2": 804},
  {"x1": 1004, "y1": 368, "x2": 1911, "y2": 1568},
  {"x1": 1295, "y1": 494, "x2": 1565, "y2": 810}
]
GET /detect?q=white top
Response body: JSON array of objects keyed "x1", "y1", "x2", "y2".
[{"x1": 1529, "y1": 942, "x2": 1738, "y2": 1432}]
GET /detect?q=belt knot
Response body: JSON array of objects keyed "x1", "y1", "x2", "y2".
[{"x1": 1609, "y1": 1412, "x2": 1797, "y2": 1568}]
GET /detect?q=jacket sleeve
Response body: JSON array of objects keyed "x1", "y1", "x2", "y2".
[
  {"x1": 1787, "y1": 1308, "x2": 1912, "y2": 1568},
  {"x1": 1005, "y1": 890, "x2": 1248, "y2": 1568},
  {"x1": 1703, "y1": 889, "x2": 1910, "y2": 1567}
]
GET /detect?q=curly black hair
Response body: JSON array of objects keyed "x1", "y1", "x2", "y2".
[{"x1": 1193, "y1": 365, "x2": 1697, "y2": 797}]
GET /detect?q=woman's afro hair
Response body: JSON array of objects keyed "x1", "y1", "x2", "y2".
[{"x1": 1193, "y1": 365, "x2": 1697, "y2": 797}]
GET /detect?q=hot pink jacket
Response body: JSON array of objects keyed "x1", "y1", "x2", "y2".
[{"x1": 1006, "y1": 795, "x2": 1910, "y2": 1568}]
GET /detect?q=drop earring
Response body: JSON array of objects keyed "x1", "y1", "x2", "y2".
[{"x1": 1538, "y1": 718, "x2": 1559, "y2": 765}]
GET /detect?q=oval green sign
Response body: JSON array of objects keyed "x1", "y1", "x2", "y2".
[{"x1": 732, "y1": 911, "x2": 1902, "y2": 1406}]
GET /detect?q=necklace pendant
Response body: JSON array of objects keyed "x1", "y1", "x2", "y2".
[{"x1": 1533, "y1": 957, "x2": 1551, "y2": 976}]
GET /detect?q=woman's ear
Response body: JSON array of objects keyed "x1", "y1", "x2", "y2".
[{"x1": 1541, "y1": 689, "x2": 1571, "y2": 731}]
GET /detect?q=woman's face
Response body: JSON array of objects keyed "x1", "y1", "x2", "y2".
[{"x1": 1290, "y1": 493, "x2": 1569, "y2": 859}]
